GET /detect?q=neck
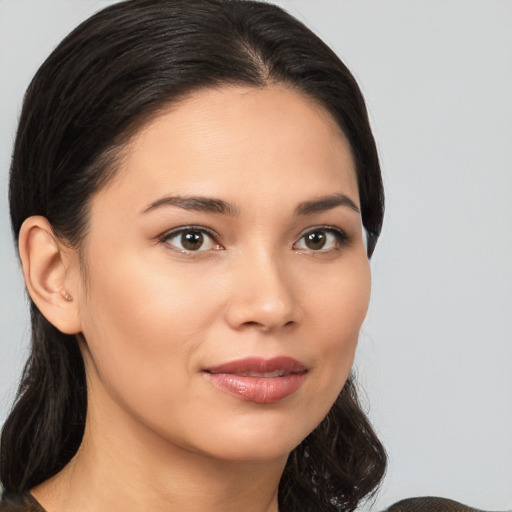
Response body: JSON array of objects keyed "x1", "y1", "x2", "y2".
[{"x1": 32, "y1": 382, "x2": 286, "y2": 512}]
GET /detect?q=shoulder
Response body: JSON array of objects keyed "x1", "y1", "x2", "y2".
[
  {"x1": 383, "y1": 496, "x2": 507, "y2": 512},
  {"x1": 0, "y1": 493, "x2": 45, "y2": 512}
]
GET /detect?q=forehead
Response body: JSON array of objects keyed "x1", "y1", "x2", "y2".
[{"x1": 97, "y1": 85, "x2": 358, "y2": 210}]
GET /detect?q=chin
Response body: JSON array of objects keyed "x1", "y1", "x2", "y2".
[
  {"x1": 203, "y1": 436, "x2": 299, "y2": 464},
  {"x1": 184, "y1": 411, "x2": 318, "y2": 464}
]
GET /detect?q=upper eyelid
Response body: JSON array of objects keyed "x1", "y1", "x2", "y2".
[
  {"x1": 159, "y1": 225, "x2": 220, "y2": 241},
  {"x1": 158, "y1": 226, "x2": 223, "y2": 254},
  {"x1": 296, "y1": 225, "x2": 347, "y2": 238},
  {"x1": 293, "y1": 226, "x2": 349, "y2": 251}
]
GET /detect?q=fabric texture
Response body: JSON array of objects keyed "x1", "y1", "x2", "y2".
[
  {"x1": 0, "y1": 493, "x2": 43, "y2": 512},
  {"x1": 383, "y1": 496, "x2": 508, "y2": 512},
  {"x1": 0, "y1": 493, "x2": 509, "y2": 511}
]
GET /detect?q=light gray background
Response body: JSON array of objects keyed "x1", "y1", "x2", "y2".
[{"x1": 1, "y1": 1, "x2": 511, "y2": 510}]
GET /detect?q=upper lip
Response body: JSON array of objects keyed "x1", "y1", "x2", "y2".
[{"x1": 205, "y1": 356, "x2": 307, "y2": 376}]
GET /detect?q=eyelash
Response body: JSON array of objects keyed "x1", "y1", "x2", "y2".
[
  {"x1": 158, "y1": 225, "x2": 349, "y2": 254},
  {"x1": 158, "y1": 226, "x2": 223, "y2": 254},
  {"x1": 294, "y1": 226, "x2": 349, "y2": 253}
]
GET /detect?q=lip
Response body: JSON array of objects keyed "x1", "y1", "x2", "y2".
[{"x1": 203, "y1": 356, "x2": 307, "y2": 404}]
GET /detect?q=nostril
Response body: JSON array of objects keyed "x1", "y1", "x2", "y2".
[
  {"x1": 240, "y1": 320, "x2": 296, "y2": 332},
  {"x1": 243, "y1": 321, "x2": 260, "y2": 328},
  {"x1": 241, "y1": 321, "x2": 273, "y2": 333}
]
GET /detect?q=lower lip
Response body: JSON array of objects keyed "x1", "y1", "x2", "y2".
[{"x1": 203, "y1": 372, "x2": 306, "y2": 403}]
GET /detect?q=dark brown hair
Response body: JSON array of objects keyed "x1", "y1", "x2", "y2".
[{"x1": 2, "y1": 1, "x2": 386, "y2": 510}]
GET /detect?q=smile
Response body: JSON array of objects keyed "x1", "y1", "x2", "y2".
[{"x1": 203, "y1": 356, "x2": 307, "y2": 404}]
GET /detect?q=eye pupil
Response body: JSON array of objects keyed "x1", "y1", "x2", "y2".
[
  {"x1": 305, "y1": 231, "x2": 326, "y2": 250},
  {"x1": 181, "y1": 231, "x2": 204, "y2": 250}
]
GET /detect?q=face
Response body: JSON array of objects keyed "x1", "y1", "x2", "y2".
[{"x1": 74, "y1": 85, "x2": 371, "y2": 464}]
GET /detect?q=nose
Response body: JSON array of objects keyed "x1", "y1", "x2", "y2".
[{"x1": 224, "y1": 249, "x2": 299, "y2": 332}]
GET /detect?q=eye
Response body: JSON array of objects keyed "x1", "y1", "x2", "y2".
[
  {"x1": 160, "y1": 227, "x2": 222, "y2": 253},
  {"x1": 294, "y1": 228, "x2": 347, "y2": 252}
]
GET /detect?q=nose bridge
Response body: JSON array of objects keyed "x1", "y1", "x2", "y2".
[{"x1": 226, "y1": 244, "x2": 297, "y2": 331}]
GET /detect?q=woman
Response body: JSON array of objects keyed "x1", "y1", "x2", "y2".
[
  {"x1": 0, "y1": 1, "x2": 499, "y2": 511},
  {"x1": 1, "y1": 1, "x2": 385, "y2": 510}
]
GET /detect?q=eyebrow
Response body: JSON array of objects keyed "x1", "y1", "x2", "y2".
[
  {"x1": 295, "y1": 194, "x2": 360, "y2": 215},
  {"x1": 142, "y1": 193, "x2": 359, "y2": 217},
  {"x1": 142, "y1": 195, "x2": 239, "y2": 216}
]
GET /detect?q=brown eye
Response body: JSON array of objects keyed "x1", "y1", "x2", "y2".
[
  {"x1": 304, "y1": 231, "x2": 326, "y2": 250},
  {"x1": 181, "y1": 231, "x2": 204, "y2": 251},
  {"x1": 162, "y1": 228, "x2": 221, "y2": 253},
  {"x1": 294, "y1": 228, "x2": 346, "y2": 252}
]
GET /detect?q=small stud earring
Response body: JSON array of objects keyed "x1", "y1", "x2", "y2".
[{"x1": 62, "y1": 291, "x2": 73, "y2": 302}]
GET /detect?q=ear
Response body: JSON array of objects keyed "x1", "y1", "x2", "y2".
[{"x1": 18, "y1": 216, "x2": 82, "y2": 335}]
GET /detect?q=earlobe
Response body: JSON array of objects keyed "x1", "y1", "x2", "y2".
[{"x1": 18, "y1": 216, "x2": 82, "y2": 335}]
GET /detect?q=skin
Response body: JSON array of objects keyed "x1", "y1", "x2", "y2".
[{"x1": 25, "y1": 85, "x2": 371, "y2": 512}]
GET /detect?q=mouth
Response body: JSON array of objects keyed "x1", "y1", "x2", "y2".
[
  {"x1": 203, "y1": 356, "x2": 308, "y2": 404},
  {"x1": 220, "y1": 369, "x2": 291, "y2": 377}
]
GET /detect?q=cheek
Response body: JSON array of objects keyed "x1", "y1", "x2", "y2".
[
  {"x1": 306, "y1": 256, "x2": 371, "y2": 344},
  {"x1": 77, "y1": 250, "x2": 222, "y2": 407},
  {"x1": 82, "y1": 244, "x2": 220, "y2": 338},
  {"x1": 300, "y1": 258, "x2": 371, "y2": 401}
]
